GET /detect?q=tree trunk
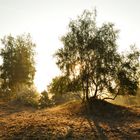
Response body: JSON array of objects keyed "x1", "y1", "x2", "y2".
[
  {"x1": 93, "y1": 85, "x2": 98, "y2": 98},
  {"x1": 85, "y1": 77, "x2": 89, "y2": 101},
  {"x1": 82, "y1": 81, "x2": 85, "y2": 102}
]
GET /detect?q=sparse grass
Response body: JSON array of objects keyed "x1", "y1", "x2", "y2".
[{"x1": 0, "y1": 99, "x2": 140, "y2": 139}]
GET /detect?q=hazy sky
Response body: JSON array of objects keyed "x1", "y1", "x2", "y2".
[{"x1": 0, "y1": 0, "x2": 140, "y2": 92}]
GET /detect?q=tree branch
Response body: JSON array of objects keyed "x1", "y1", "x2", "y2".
[{"x1": 102, "y1": 90, "x2": 119, "y2": 100}]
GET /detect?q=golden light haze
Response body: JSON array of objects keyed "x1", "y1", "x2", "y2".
[{"x1": 0, "y1": 0, "x2": 140, "y2": 92}]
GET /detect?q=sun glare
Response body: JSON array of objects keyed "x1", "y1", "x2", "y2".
[{"x1": 34, "y1": 55, "x2": 61, "y2": 92}]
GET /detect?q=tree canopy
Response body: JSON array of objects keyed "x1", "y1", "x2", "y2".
[
  {"x1": 55, "y1": 10, "x2": 140, "y2": 101},
  {"x1": 0, "y1": 34, "x2": 36, "y2": 93}
]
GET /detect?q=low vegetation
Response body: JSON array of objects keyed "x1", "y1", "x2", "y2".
[{"x1": 0, "y1": 100, "x2": 140, "y2": 139}]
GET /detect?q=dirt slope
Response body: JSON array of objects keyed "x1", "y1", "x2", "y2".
[{"x1": 0, "y1": 100, "x2": 140, "y2": 140}]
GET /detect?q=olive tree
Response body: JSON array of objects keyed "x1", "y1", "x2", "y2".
[{"x1": 55, "y1": 10, "x2": 140, "y2": 101}]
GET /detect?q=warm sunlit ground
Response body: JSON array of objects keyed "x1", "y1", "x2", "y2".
[{"x1": 0, "y1": 100, "x2": 140, "y2": 139}]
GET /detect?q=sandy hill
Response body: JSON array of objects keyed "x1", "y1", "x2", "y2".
[{"x1": 0, "y1": 100, "x2": 140, "y2": 140}]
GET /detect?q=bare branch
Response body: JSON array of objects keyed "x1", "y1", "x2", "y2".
[{"x1": 102, "y1": 90, "x2": 118, "y2": 100}]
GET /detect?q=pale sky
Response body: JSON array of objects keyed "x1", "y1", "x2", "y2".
[{"x1": 0, "y1": 0, "x2": 140, "y2": 92}]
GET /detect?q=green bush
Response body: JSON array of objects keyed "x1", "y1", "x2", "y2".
[
  {"x1": 14, "y1": 85, "x2": 39, "y2": 107},
  {"x1": 39, "y1": 90, "x2": 53, "y2": 108}
]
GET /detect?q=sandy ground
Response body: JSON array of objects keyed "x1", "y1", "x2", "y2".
[{"x1": 0, "y1": 100, "x2": 140, "y2": 140}]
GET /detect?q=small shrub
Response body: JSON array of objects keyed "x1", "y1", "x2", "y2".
[
  {"x1": 14, "y1": 85, "x2": 39, "y2": 107},
  {"x1": 39, "y1": 90, "x2": 53, "y2": 108}
]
